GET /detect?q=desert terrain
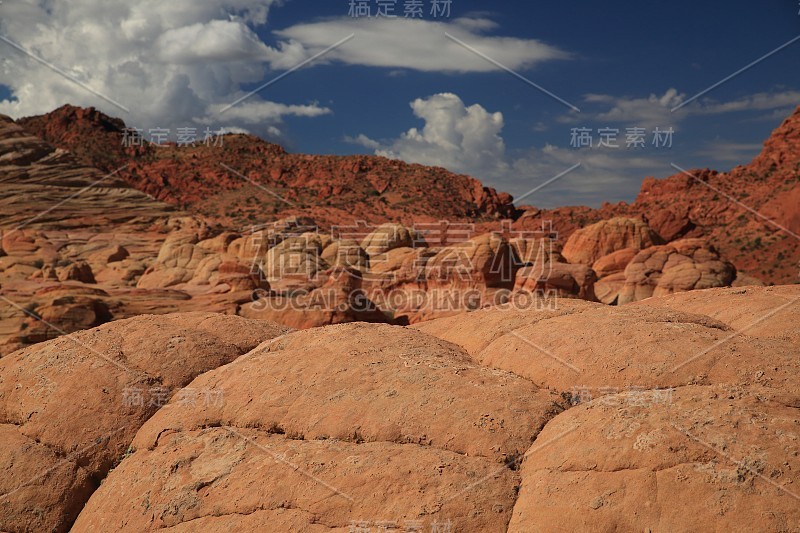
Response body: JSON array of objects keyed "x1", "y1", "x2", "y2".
[{"x1": 0, "y1": 100, "x2": 797, "y2": 531}]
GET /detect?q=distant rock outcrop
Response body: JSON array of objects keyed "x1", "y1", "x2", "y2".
[
  {"x1": 523, "y1": 107, "x2": 800, "y2": 284},
  {"x1": 19, "y1": 105, "x2": 519, "y2": 230},
  {"x1": 618, "y1": 239, "x2": 737, "y2": 304},
  {"x1": 561, "y1": 217, "x2": 664, "y2": 265}
]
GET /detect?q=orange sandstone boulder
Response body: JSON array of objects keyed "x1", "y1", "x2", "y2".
[
  {"x1": 592, "y1": 248, "x2": 639, "y2": 304},
  {"x1": 360, "y1": 223, "x2": 423, "y2": 257},
  {"x1": 515, "y1": 262, "x2": 598, "y2": 301},
  {"x1": 562, "y1": 217, "x2": 664, "y2": 265},
  {"x1": 73, "y1": 323, "x2": 562, "y2": 532},
  {"x1": 0, "y1": 313, "x2": 290, "y2": 532},
  {"x1": 632, "y1": 285, "x2": 800, "y2": 342},
  {"x1": 618, "y1": 239, "x2": 736, "y2": 304},
  {"x1": 508, "y1": 385, "x2": 800, "y2": 532},
  {"x1": 416, "y1": 296, "x2": 799, "y2": 395}
]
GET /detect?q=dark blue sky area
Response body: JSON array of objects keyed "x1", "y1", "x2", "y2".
[{"x1": 262, "y1": 1, "x2": 797, "y2": 148}]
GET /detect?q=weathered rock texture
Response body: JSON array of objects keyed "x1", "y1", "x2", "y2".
[
  {"x1": 72, "y1": 323, "x2": 561, "y2": 532},
  {"x1": 0, "y1": 286, "x2": 794, "y2": 531},
  {"x1": 562, "y1": 217, "x2": 664, "y2": 265},
  {"x1": 0, "y1": 313, "x2": 290, "y2": 532},
  {"x1": 618, "y1": 239, "x2": 737, "y2": 304}
]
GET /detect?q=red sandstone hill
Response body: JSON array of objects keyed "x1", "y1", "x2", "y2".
[
  {"x1": 17, "y1": 105, "x2": 517, "y2": 230},
  {"x1": 18, "y1": 104, "x2": 800, "y2": 285},
  {"x1": 517, "y1": 106, "x2": 800, "y2": 284}
]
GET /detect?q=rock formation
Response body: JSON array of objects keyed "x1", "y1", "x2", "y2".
[
  {"x1": 618, "y1": 239, "x2": 737, "y2": 304},
  {"x1": 0, "y1": 313, "x2": 290, "y2": 532},
  {"x1": 19, "y1": 105, "x2": 519, "y2": 230},
  {"x1": 72, "y1": 323, "x2": 560, "y2": 532},
  {"x1": 561, "y1": 217, "x2": 664, "y2": 265},
  {"x1": 0, "y1": 98, "x2": 796, "y2": 532},
  {"x1": 0, "y1": 285, "x2": 776, "y2": 531}
]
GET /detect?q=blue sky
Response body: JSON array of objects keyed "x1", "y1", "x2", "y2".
[{"x1": 1, "y1": 0, "x2": 798, "y2": 207}]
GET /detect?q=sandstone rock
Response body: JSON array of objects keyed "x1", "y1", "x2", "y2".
[
  {"x1": 592, "y1": 247, "x2": 638, "y2": 278},
  {"x1": 0, "y1": 257, "x2": 41, "y2": 280},
  {"x1": 271, "y1": 215, "x2": 319, "y2": 233},
  {"x1": 593, "y1": 272, "x2": 627, "y2": 305},
  {"x1": 241, "y1": 268, "x2": 392, "y2": 329},
  {"x1": 361, "y1": 248, "x2": 441, "y2": 321},
  {"x1": 0, "y1": 425, "x2": 95, "y2": 533},
  {"x1": 75, "y1": 431, "x2": 516, "y2": 533},
  {"x1": 618, "y1": 238, "x2": 736, "y2": 304},
  {"x1": 187, "y1": 254, "x2": 224, "y2": 286},
  {"x1": 227, "y1": 232, "x2": 264, "y2": 263},
  {"x1": 417, "y1": 296, "x2": 800, "y2": 394},
  {"x1": 645, "y1": 207, "x2": 695, "y2": 241},
  {"x1": 320, "y1": 239, "x2": 369, "y2": 270},
  {"x1": 360, "y1": 223, "x2": 422, "y2": 257},
  {"x1": 14, "y1": 285, "x2": 113, "y2": 345},
  {"x1": 510, "y1": 235, "x2": 564, "y2": 265},
  {"x1": 136, "y1": 231, "x2": 222, "y2": 289},
  {"x1": 0, "y1": 116, "x2": 176, "y2": 230},
  {"x1": 21, "y1": 106, "x2": 519, "y2": 230},
  {"x1": 590, "y1": 248, "x2": 639, "y2": 304},
  {"x1": 55, "y1": 261, "x2": 95, "y2": 283},
  {"x1": 216, "y1": 261, "x2": 269, "y2": 293},
  {"x1": 230, "y1": 216, "x2": 317, "y2": 251},
  {"x1": 136, "y1": 242, "x2": 198, "y2": 288},
  {"x1": 0, "y1": 231, "x2": 59, "y2": 267},
  {"x1": 732, "y1": 272, "x2": 766, "y2": 287},
  {"x1": 562, "y1": 217, "x2": 664, "y2": 265},
  {"x1": 632, "y1": 285, "x2": 800, "y2": 342},
  {"x1": 426, "y1": 233, "x2": 515, "y2": 289},
  {"x1": 161, "y1": 215, "x2": 213, "y2": 240},
  {"x1": 87, "y1": 244, "x2": 129, "y2": 266},
  {"x1": 508, "y1": 385, "x2": 800, "y2": 532},
  {"x1": 226, "y1": 223, "x2": 321, "y2": 272},
  {"x1": 134, "y1": 323, "x2": 558, "y2": 461},
  {"x1": 16, "y1": 105, "x2": 800, "y2": 288},
  {"x1": 2, "y1": 103, "x2": 797, "y2": 533},
  {"x1": 515, "y1": 262, "x2": 597, "y2": 301},
  {"x1": 34, "y1": 264, "x2": 59, "y2": 281},
  {"x1": 366, "y1": 247, "x2": 435, "y2": 291},
  {"x1": 73, "y1": 323, "x2": 560, "y2": 532},
  {"x1": 261, "y1": 233, "x2": 330, "y2": 285},
  {"x1": 0, "y1": 312, "x2": 291, "y2": 532},
  {"x1": 413, "y1": 299, "x2": 602, "y2": 356},
  {"x1": 195, "y1": 232, "x2": 238, "y2": 254}
]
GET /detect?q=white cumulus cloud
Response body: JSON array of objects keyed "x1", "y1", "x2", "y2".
[
  {"x1": 0, "y1": 0, "x2": 329, "y2": 136},
  {"x1": 373, "y1": 93, "x2": 509, "y2": 178},
  {"x1": 0, "y1": 5, "x2": 570, "y2": 140}
]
